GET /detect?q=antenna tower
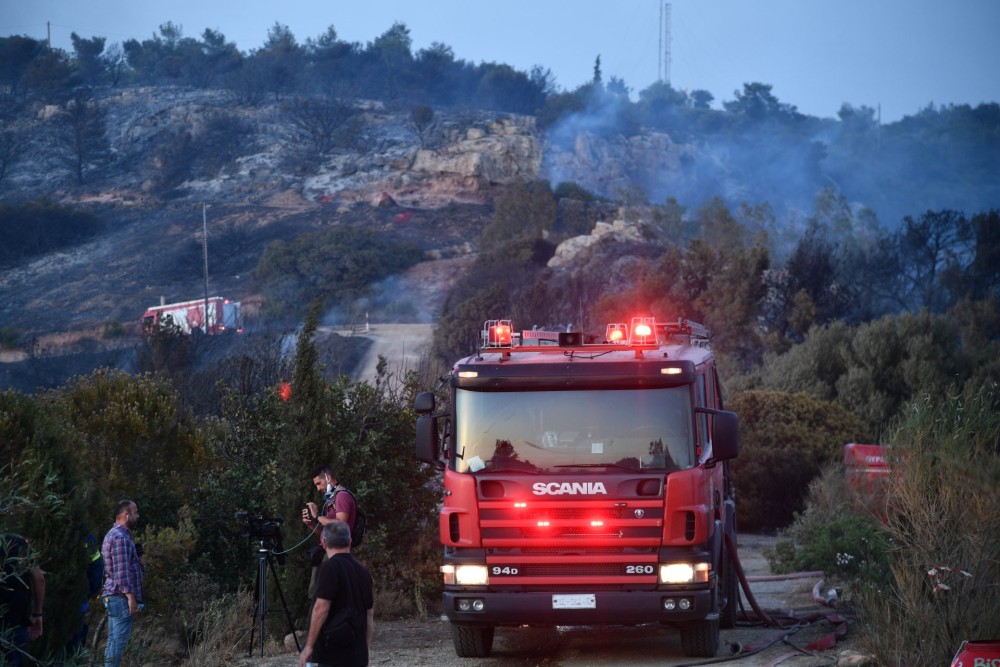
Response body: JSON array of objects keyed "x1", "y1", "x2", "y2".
[{"x1": 661, "y1": 2, "x2": 672, "y2": 85}]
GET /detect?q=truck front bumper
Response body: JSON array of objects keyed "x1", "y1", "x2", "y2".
[{"x1": 443, "y1": 587, "x2": 714, "y2": 626}]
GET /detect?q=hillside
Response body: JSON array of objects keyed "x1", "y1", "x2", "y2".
[{"x1": 2, "y1": 82, "x2": 998, "y2": 393}]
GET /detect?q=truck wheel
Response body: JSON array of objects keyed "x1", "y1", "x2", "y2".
[
  {"x1": 719, "y1": 544, "x2": 740, "y2": 629},
  {"x1": 679, "y1": 616, "x2": 719, "y2": 658},
  {"x1": 451, "y1": 624, "x2": 495, "y2": 658}
]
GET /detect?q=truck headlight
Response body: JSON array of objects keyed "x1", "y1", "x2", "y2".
[
  {"x1": 442, "y1": 564, "x2": 489, "y2": 586},
  {"x1": 659, "y1": 562, "x2": 710, "y2": 584}
]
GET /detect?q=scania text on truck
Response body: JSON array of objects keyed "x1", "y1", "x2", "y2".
[
  {"x1": 414, "y1": 317, "x2": 741, "y2": 658},
  {"x1": 141, "y1": 296, "x2": 243, "y2": 335}
]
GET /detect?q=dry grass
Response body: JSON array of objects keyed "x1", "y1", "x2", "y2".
[
  {"x1": 856, "y1": 388, "x2": 1000, "y2": 666},
  {"x1": 180, "y1": 589, "x2": 257, "y2": 667}
]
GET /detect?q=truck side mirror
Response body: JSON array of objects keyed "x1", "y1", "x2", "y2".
[
  {"x1": 710, "y1": 410, "x2": 740, "y2": 463},
  {"x1": 414, "y1": 391, "x2": 436, "y2": 414},
  {"x1": 416, "y1": 414, "x2": 442, "y2": 467}
]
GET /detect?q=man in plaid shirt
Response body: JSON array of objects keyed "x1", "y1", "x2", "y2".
[{"x1": 100, "y1": 500, "x2": 143, "y2": 667}]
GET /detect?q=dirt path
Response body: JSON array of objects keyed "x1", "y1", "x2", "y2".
[
  {"x1": 232, "y1": 535, "x2": 867, "y2": 667},
  {"x1": 350, "y1": 323, "x2": 435, "y2": 384}
]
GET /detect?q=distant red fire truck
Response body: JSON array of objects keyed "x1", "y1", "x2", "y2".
[
  {"x1": 141, "y1": 296, "x2": 243, "y2": 335},
  {"x1": 415, "y1": 317, "x2": 741, "y2": 658}
]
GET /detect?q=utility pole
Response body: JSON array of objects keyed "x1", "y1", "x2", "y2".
[
  {"x1": 202, "y1": 203, "x2": 210, "y2": 333},
  {"x1": 47, "y1": 21, "x2": 51, "y2": 49}
]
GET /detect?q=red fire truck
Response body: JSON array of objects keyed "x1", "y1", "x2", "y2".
[
  {"x1": 414, "y1": 317, "x2": 740, "y2": 658},
  {"x1": 141, "y1": 296, "x2": 243, "y2": 335}
]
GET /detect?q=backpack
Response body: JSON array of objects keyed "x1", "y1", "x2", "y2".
[{"x1": 333, "y1": 488, "x2": 368, "y2": 548}]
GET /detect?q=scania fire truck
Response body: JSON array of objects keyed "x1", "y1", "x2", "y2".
[{"x1": 414, "y1": 317, "x2": 740, "y2": 658}]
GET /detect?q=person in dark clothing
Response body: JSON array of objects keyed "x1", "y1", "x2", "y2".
[
  {"x1": 0, "y1": 533, "x2": 45, "y2": 667},
  {"x1": 299, "y1": 520, "x2": 374, "y2": 667}
]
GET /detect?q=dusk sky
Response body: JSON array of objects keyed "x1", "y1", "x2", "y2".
[{"x1": 3, "y1": 0, "x2": 998, "y2": 123}]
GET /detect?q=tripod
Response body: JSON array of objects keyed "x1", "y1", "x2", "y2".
[{"x1": 248, "y1": 541, "x2": 300, "y2": 657}]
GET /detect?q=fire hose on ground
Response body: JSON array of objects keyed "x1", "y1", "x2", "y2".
[{"x1": 671, "y1": 532, "x2": 849, "y2": 666}]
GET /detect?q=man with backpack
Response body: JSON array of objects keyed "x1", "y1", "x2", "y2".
[
  {"x1": 301, "y1": 465, "x2": 359, "y2": 540},
  {"x1": 0, "y1": 533, "x2": 45, "y2": 666}
]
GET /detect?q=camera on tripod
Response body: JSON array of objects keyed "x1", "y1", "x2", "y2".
[
  {"x1": 235, "y1": 512, "x2": 286, "y2": 562},
  {"x1": 237, "y1": 513, "x2": 298, "y2": 656}
]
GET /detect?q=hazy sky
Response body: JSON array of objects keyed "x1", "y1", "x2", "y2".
[{"x1": 4, "y1": 0, "x2": 998, "y2": 123}]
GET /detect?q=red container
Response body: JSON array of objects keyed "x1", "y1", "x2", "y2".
[
  {"x1": 950, "y1": 640, "x2": 1000, "y2": 666},
  {"x1": 844, "y1": 443, "x2": 890, "y2": 521}
]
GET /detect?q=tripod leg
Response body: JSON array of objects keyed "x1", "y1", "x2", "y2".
[
  {"x1": 247, "y1": 561, "x2": 260, "y2": 657},
  {"x1": 257, "y1": 551, "x2": 268, "y2": 656},
  {"x1": 268, "y1": 554, "x2": 302, "y2": 652}
]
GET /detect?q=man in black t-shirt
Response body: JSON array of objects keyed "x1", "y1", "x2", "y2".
[{"x1": 299, "y1": 521, "x2": 374, "y2": 667}]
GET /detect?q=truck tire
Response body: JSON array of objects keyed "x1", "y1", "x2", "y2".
[
  {"x1": 680, "y1": 616, "x2": 719, "y2": 658},
  {"x1": 451, "y1": 624, "x2": 495, "y2": 658},
  {"x1": 719, "y1": 543, "x2": 740, "y2": 629}
]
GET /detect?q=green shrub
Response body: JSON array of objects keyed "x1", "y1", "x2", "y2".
[
  {"x1": 0, "y1": 326, "x2": 21, "y2": 348},
  {"x1": 766, "y1": 465, "x2": 890, "y2": 588},
  {"x1": 255, "y1": 227, "x2": 425, "y2": 321},
  {"x1": 729, "y1": 390, "x2": 870, "y2": 531}
]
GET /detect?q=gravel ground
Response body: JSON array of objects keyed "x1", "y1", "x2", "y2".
[{"x1": 231, "y1": 534, "x2": 871, "y2": 667}]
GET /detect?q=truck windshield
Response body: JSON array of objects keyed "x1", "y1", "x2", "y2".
[{"x1": 454, "y1": 387, "x2": 695, "y2": 473}]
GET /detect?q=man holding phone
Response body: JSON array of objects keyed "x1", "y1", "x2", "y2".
[{"x1": 301, "y1": 465, "x2": 357, "y2": 535}]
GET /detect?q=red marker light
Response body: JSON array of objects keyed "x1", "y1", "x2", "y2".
[{"x1": 278, "y1": 382, "x2": 292, "y2": 401}]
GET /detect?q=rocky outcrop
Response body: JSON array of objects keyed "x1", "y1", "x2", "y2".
[
  {"x1": 548, "y1": 216, "x2": 653, "y2": 269},
  {"x1": 544, "y1": 131, "x2": 695, "y2": 203}
]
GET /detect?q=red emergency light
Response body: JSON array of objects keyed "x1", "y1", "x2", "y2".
[
  {"x1": 606, "y1": 323, "x2": 628, "y2": 343},
  {"x1": 630, "y1": 317, "x2": 656, "y2": 345},
  {"x1": 483, "y1": 319, "x2": 514, "y2": 347}
]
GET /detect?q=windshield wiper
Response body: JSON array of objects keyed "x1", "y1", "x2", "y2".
[{"x1": 552, "y1": 462, "x2": 641, "y2": 471}]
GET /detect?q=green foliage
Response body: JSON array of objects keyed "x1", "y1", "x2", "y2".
[
  {"x1": 858, "y1": 387, "x2": 1000, "y2": 666},
  {"x1": 0, "y1": 326, "x2": 20, "y2": 349},
  {"x1": 766, "y1": 466, "x2": 890, "y2": 588},
  {"x1": 728, "y1": 390, "x2": 870, "y2": 531},
  {"x1": 0, "y1": 391, "x2": 95, "y2": 658},
  {"x1": 193, "y1": 388, "x2": 287, "y2": 592},
  {"x1": 754, "y1": 310, "x2": 991, "y2": 433},
  {"x1": 136, "y1": 506, "x2": 199, "y2": 615},
  {"x1": 45, "y1": 369, "x2": 210, "y2": 528},
  {"x1": 0, "y1": 201, "x2": 105, "y2": 266},
  {"x1": 136, "y1": 316, "x2": 195, "y2": 375},
  {"x1": 481, "y1": 179, "x2": 557, "y2": 250},
  {"x1": 254, "y1": 226, "x2": 425, "y2": 321}
]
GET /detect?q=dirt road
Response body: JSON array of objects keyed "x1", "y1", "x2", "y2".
[
  {"x1": 233, "y1": 535, "x2": 866, "y2": 667},
  {"x1": 349, "y1": 323, "x2": 436, "y2": 384}
]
